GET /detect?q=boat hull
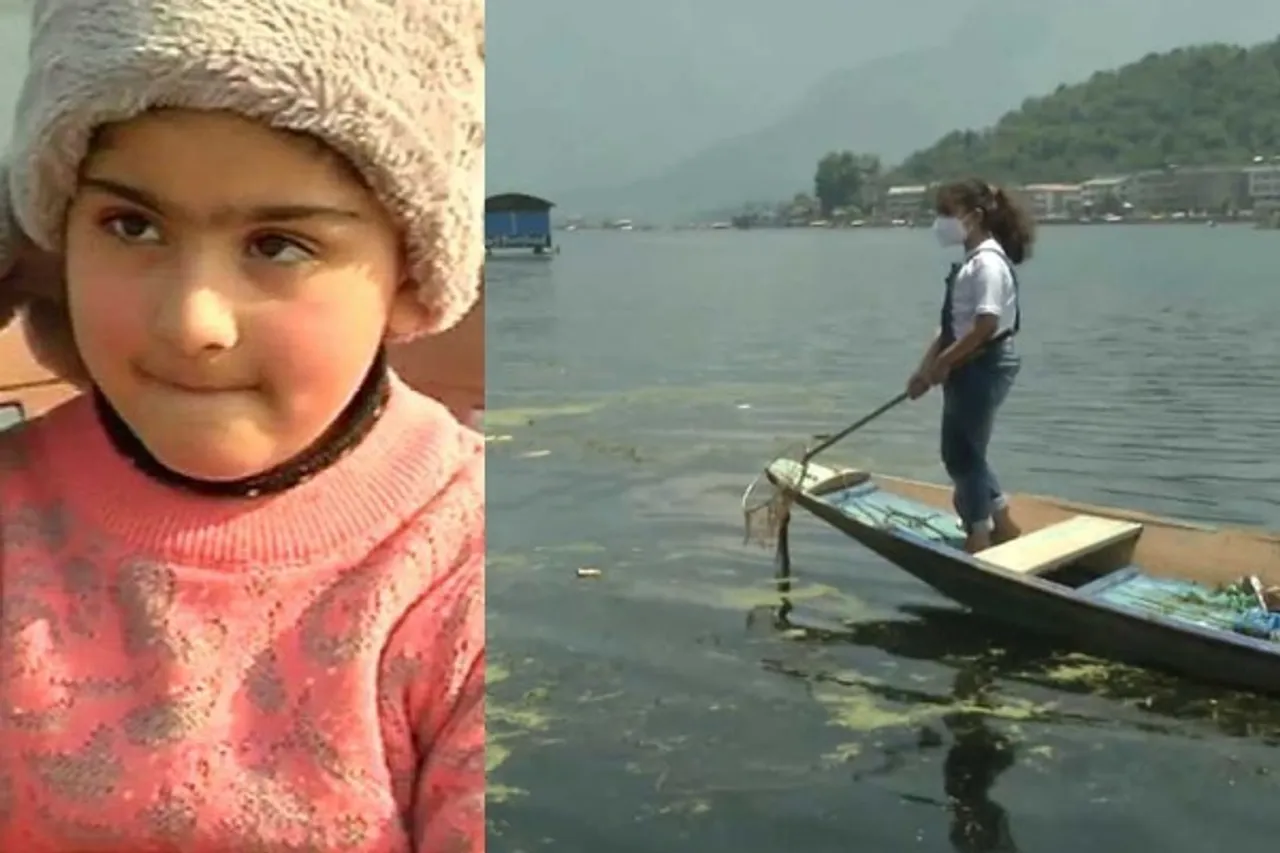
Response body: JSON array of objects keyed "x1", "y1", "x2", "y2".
[{"x1": 769, "y1": 463, "x2": 1280, "y2": 696}]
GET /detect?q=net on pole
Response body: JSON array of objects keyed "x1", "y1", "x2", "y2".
[{"x1": 740, "y1": 441, "x2": 809, "y2": 549}]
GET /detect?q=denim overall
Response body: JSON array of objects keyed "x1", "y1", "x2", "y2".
[{"x1": 938, "y1": 248, "x2": 1022, "y2": 533}]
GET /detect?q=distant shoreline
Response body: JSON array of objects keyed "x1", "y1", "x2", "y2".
[{"x1": 561, "y1": 215, "x2": 1260, "y2": 233}]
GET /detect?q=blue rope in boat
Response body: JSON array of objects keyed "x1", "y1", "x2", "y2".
[{"x1": 834, "y1": 490, "x2": 964, "y2": 545}]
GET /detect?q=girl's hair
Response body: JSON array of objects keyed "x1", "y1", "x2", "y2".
[
  {"x1": 935, "y1": 178, "x2": 1036, "y2": 266},
  {"x1": 8, "y1": 234, "x2": 87, "y2": 386}
]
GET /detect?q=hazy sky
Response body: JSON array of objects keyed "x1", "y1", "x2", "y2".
[
  {"x1": 487, "y1": 1, "x2": 968, "y2": 191},
  {"x1": 1, "y1": 1, "x2": 1277, "y2": 213},
  {"x1": 489, "y1": 0, "x2": 1280, "y2": 201}
]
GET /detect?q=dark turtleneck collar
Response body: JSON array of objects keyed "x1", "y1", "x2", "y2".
[{"x1": 93, "y1": 349, "x2": 391, "y2": 498}]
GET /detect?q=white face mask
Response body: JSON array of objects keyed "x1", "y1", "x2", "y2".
[{"x1": 932, "y1": 215, "x2": 967, "y2": 247}]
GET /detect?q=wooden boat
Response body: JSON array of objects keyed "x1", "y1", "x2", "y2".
[{"x1": 764, "y1": 458, "x2": 1280, "y2": 696}]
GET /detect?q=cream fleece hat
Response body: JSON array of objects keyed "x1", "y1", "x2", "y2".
[{"x1": 0, "y1": 0, "x2": 484, "y2": 352}]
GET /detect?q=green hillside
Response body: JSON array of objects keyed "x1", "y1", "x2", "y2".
[{"x1": 888, "y1": 38, "x2": 1280, "y2": 184}]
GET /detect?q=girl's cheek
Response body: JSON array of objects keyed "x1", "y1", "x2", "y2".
[
  {"x1": 247, "y1": 304, "x2": 385, "y2": 400},
  {"x1": 68, "y1": 270, "x2": 151, "y2": 358},
  {"x1": 252, "y1": 316, "x2": 341, "y2": 384}
]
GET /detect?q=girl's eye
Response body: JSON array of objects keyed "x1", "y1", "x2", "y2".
[
  {"x1": 103, "y1": 212, "x2": 162, "y2": 244},
  {"x1": 247, "y1": 233, "x2": 315, "y2": 265}
]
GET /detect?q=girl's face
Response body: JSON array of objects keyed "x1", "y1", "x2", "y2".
[
  {"x1": 934, "y1": 194, "x2": 985, "y2": 247},
  {"x1": 65, "y1": 109, "x2": 413, "y2": 482}
]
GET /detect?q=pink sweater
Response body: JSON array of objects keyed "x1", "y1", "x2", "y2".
[{"x1": 0, "y1": 378, "x2": 484, "y2": 852}]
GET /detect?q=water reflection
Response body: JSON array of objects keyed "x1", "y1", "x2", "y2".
[
  {"x1": 938, "y1": 668, "x2": 1020, "y2": 852},
  {"x1": 771, "y1": 595, "x2": 1280, "y2": 735},
  {"x1": 762, "y1": 641, "x2": 1023, "y2": 850},
  {"x1": 757, "y1": 582, "x2": 1280, "y2": 852}
]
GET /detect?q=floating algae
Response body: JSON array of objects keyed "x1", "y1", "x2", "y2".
[
  {"x1": 813, "y1": 671, "x2": 1057, "y2": 736},
  {"x1": 656, "y1": 797, "x2": 713, "y2": 817},
  {"x1": 804, "y1": 669, "x2": 1063, "y2": 780},
  {"x1": 483, "y1": 379, "x2": 857, "y2": 435},
  {"x1": 632, "y1": 576, "x2": 886, "y2": 623},
  {"x1": 1038, "y1": 653, "x2": 1146, "y2": 691},
  {"x1": 486, "y1": 657, "x2": 556, "y2": 803},
  {"x1": 718, "y1": 580, "x2": 871, "y2": 612},
  {"x1": 1026, "y1": 650, "x2": 1280, "y2": 738},
  {"x1": 482, "y1": 402, "x2": 603, "y2": 429},
  {"x1": 489, "y1": 543, "x2": 609, "y2": 578},
  {"x1": 821, "y1": 741, "x2": 864, "y2": 765},
  {"x1": 533, "y1": 541, "x2": 608, "y2": 556},
  {"x1": 488, "y1": 552, "x2": 538, "y2": 573}
]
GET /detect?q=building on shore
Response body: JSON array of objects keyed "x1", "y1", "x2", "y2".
[
  {"x1": 883, "y1": 184, "x2": 930, "y2": 221},
  {"x1": 1014, "y1": 183, "x2": 1082, "y2": 220},
  {"x1": 1124, "y1": 165, "x2": 1249, "y2": 215},
  {"x1": 1246, "y1": 160, "x2": 1280, "y2": 216},
  {"x1": 485, "y1": 192, "x2": 556, "y2": 255},
  {"x1": 1021, "y1": 164, "x2": 1254, "y2": 220},
  {"x1": 1077, "y1": 176, "x2": 1133, "y2": 213}
]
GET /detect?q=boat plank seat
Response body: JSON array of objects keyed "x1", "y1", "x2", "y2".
[{"x1": 977, "y1": 514, "x2": 1143, "y2": 576}]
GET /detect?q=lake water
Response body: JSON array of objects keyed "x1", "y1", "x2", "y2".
[{"x1": 485, "y1": 226, "x2": 1280, "y2": 853}]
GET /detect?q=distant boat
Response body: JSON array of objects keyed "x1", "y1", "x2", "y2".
[{"x1": 754, "y1": 458, "x2": 1280, "y2": 696}]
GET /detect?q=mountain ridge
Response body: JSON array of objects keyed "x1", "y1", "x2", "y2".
[{"x1": 547, "y1": 1, "x2": 1280, "y2": 222}]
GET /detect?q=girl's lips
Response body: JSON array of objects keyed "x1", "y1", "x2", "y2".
[{"x1": 140, "y1": 370, "x2": 253, "y2": 395}]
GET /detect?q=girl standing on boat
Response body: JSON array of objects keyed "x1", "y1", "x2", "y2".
[{"x1": 906, "y1": 178, "x2": 1035, "y2": 553}]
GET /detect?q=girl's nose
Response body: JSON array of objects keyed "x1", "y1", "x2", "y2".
[{"x1": 149, "y1": 259, "x2": 240, "y2": 357}]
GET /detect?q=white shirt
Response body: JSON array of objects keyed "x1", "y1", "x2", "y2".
[{"x1": 948, "y1": 237, "x2": 1018, "y2": 342}]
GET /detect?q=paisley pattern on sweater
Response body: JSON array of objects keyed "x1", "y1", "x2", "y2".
[{"x1": 0, "y1": 382, "x2": 484, "y2": 852}]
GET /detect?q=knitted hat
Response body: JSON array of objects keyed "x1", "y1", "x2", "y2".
[{"x1": 0, "y1": 0, "x2": 485, "y2": 355}]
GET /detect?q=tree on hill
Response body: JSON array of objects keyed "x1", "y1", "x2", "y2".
[
  {"x1": 878, "y1": 37, "x2": 1280, "y2": 186},
  {"x1": 814, "y1": 150, "x2": 882, "y2": 215}
]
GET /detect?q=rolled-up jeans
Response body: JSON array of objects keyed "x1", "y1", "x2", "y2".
[{"x1": 940, "y1": 343, "x2": 1021, "y2": 533}]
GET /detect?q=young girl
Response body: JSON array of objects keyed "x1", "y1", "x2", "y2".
[
  {"x1": 0, "y1": 1, "x2": 484, "y2": 851},
  {"x1": 907, "y1": 178, "x2": 1035, "y2": 553}
]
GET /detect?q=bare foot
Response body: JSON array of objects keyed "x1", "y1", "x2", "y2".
[
  {"x1": 992, "y1": 524, "x2": 1021, "y2": 545},
  {"x1": 992, "y1": 509, "x2": 1022, "y2": 545},
  {"x1": 963, "y1": 530, "x2": 992, "y2": 553}
]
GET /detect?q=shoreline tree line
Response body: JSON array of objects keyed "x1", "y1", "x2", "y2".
[{"x1": 730, "y1": 36, "x2": 1280, "y2": 226}]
